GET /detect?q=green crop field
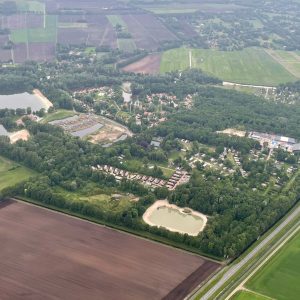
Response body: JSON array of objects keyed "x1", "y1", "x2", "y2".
[
  {"x1": 117, "y1": 38, "x2": 136, "y2": 52},
  {"x1": 160, "y1": 48, "x2": 298, "y2": 86},
  {"x1": 231, "y1": 290, "x2": 269, "y2": 300},
  {"x1": 107, "y1": 15, "x2": 127, "y2": 29},
  {"x1": 0, "y1": 156, "x2": 36, "y2": 191},
  {"x1": 245, "y1": 230, "x2": 300, "y2": 300},
  {"x1": 10, "y1": 15, "x2": 57, "y2": 43}
]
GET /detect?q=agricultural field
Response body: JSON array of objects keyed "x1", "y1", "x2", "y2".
[
  {"x1": 107, "y1": 15, "x2": 127, "y2": 28},
  {"x1": 140, "y1": 3, "x2": 241, "y2": 14},
  {"x1": 122, "y1": 53, "x2": 162, "y2": 74},
  {"x1": 0, "y1": 200, "x2": 220, "y2": 300},
  {"x1": 245, "y1": 230, "x2": 300, "y2": 300},
  {"x1": 231, "y1": 290, "x2": 269, "y2": 300},
  {"x1": 117, "y1": 38, "x2": 136, "y2": 52},
  {"x1": 122, "y1": 14, "x2": 177, "y2": 50},
  {"x1": 10, "y1": 15, "x2": 57, "y2": 43},
  {"x1": 0, "y1": 156, "x2": 35, "y2": 191},
  {"x1": 160, "y1": 48, "x2": 299, "y2": 86},
  {"x1": 0, "y1": 0, "x2": 178, "y2": 63},
  {"x1": 265, "y1": 50, "x2": 300, "y2": 78},
  {"x1": 230, "y1": 230, "x2": 300, "y2": 300}
]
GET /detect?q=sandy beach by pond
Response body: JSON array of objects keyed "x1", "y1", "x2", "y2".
[
  {"x1": 33, "y1": 89, "x2": 53, "y2": 111},
  {"x1": 143, "y1": 200, "x2": 207, "y2": 236}
]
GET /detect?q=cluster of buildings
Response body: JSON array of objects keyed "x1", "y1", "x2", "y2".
[
  {"x1": 73, "y1": 86, "x2": 114, "y2": 98},
  {"x1": 165, "y1": 170, "x2": 191, "y2": 190},
  {"x1": 91, "y1": 165, "x2": 190, "y2": 191},
  {"x1": 249, "y1": 131, "x2": 299, "y2": 153}
]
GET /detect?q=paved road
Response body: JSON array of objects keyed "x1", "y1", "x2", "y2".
[{"x1": 198, "y1": 205, "x2": 300, "y2": 300}]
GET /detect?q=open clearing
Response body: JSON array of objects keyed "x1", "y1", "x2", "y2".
[
  {"x1": 0, "y1": 156, "x2": 35, "y2": 191},
  {"x1": 160, "y1": 48, "x2": 298, "y2": 85},
  {"x1": 0, "y1": 200, "x2": 219, "y2": 300},
  {"x1": 237, "y1": 229, "x2": 300, "y2": 300}
]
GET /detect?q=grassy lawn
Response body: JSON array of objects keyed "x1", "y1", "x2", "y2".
[
  {"x1": 0, "y1": 156, "x2": 36, "y2": 191},
  {"x1": 41, "y1": 109, "x2": 77, "y2": 123},
  {"x1": 231, "y1": 290, "x2": 270, "y2": 300},
  {"x1": 54, "y1": 184, "x2": 134, "y2": 214},
  {"x1": 10, "y1": 15, "x2": 57, "y2": 43},
  {"x1": 246, "y1": 230, "x2": 300, "y2": 300},
  {"x1": 160, "y1": 47, "x2": 298, "y2": 86},
  {"x1": 117, "y1": 39, "x2": 136, "y2": 52}
]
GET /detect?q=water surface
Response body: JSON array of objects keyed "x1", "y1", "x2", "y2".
[
  {"x1": 0, "y1": 93, "x2": 46, "y2": 112},
  {"x1": 148, "y1": 206, "x2": 204, "y2": 236}
]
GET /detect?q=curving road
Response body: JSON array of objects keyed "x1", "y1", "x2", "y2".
[{"x1": 197, "y1": 205, "x2": 300, "y2": 300}]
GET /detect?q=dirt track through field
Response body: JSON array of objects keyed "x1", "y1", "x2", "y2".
[{"x1": 0, "y1": 200, "x2": 219, "y2": 300}]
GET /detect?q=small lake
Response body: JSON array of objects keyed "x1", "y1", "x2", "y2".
[
  {"x1": 144, "y1": 201, "x2": 206, "y2": 236},
  {"x1": 0, "y1": 93, "x2": 47, "y2": 112},
  {"x1": 0, "y1": 124, "x2": 9, "y2": 136}
]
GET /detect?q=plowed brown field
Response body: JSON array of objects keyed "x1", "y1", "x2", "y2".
[{"x1": 0, "y1": 200, "x2": 219, "y2": 300}]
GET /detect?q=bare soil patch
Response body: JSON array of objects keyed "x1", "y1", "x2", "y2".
[
  {"x1": 9, "y1": 129, "x2": 30, "y2": 143},
  {"x1": 123, "y1": 53, "x2": 162, "y2": 74},
  {"x1": 0, "y1": 200, "x2": 219, "y2": 300}
]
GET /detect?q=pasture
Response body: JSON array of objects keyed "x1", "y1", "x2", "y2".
[
  {"x1": 245, "y1": 230, "x2": 300, "y2": 300},
  {"x1": 0, "y1": 200, "x2": 220, "y2": 300},
  {"x1": 160, "y1": 48, "x2": 298, "y2": 86},
  {"x1": 0, "y1": 156, "x2": 35, "y2": 191}
]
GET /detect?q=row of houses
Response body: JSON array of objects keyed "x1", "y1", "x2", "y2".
[
  {"x1": 165, "y1": 170, "x2": 191, "y2": 190},
  {"x1": 91, "y1": 165, "x2": 190, "y2": 190}
]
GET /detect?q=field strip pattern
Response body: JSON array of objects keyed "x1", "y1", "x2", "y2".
[{"x1": 265, "y1": 49, "x2": 300, "y2": 78}]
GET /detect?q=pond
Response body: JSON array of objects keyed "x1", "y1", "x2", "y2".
[
  {"x1": 143, "y1": 200, "x2": 207, "y2": 236},
  {"x1": 0, "y1": 92, "x2": 49, "y2": 112}
]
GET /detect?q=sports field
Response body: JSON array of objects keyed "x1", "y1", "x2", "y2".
[
  {"x1": 242, "y1": 229, "x2": 300, "y2": 300},
  {"x1": 160, "y1": 48, "x2": 298, "y2": 86},
  {"x1": 0, "y1": 156, "x2": 35, "y2": 191}
]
